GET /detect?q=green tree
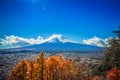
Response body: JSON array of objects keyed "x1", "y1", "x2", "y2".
[
  {"x1": 95, "y1": 27, "x2": 120, "y2": 76},
  {"x1": 91, "y1": 27, "x2": 120, "y2": 76},
  {"x1": 104, "y1": 27, "x2": 120, "y2": 69}
]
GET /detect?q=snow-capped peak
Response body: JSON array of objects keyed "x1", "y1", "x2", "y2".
[
  {"x1": 0, "y1": 34, "x2": 72, "y2": 49},
  {"x1": 44, "y1": 34, "x2": 71, "y2": 43}
]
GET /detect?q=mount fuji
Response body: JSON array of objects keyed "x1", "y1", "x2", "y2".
[
  {"x1": 21, "y1": 37, "x2": 104, "y2": 53},
  {"x1": 0, "y1": 35, "x2": 104, "y2": 53}
]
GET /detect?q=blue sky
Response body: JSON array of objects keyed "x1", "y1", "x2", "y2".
[{"x1": 0, "y1": 0, "x2": 120, "y2": 48}]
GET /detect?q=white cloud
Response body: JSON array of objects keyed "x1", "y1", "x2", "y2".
[
  {"x1": 0, "y1": 35, "x2": 43, "y2": 45},
  {"x1": 0, "y1": 34, "x2": 72, "y2": 48},
  {"x1": 0, "y1": 34, "x2": 112, "y2": 49},
  {"x1": 83, "y1": 36, "x2": 110, "y2": 47},
  {"x1": 43, "y1": 34, "x2": 71, "y2": 43}
]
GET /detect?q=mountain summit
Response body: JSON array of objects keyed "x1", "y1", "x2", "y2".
[{"x1": 0, "y1": 34, "x2": 104, "y2": 53}]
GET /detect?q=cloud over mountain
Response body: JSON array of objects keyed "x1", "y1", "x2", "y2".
[
  {"x1": 0, "y1": 34, "x2": 72, "y2": 48},
  {"x1": 83, "y1": 36, "x2": 110, "y2": 47},
  {"x1": 0, "y1": 34, "x2": 111, "y2": 49}
]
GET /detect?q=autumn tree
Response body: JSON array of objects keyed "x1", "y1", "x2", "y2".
[
  {"x1": 106, "y1": 67, "x2": 120, "y2": 80},
  {"x1": 91, "y1": 76, "x2": 100, "y2": 80},
  {"x1": 46, "y1": 55, "x2": 61, "y2": 80},
  {"x1": 46, "y1": 54, "x2": 82, "y2": 80},
  {"x1": 8, "y1": 52, "x2": 86, "y2": 80},
  {"x1": 36, "y1": 52, "x2": 46, "y2": 80},
  {"x1": 28, "y1": 60, "x2": 38, "y2": 80},
  {"x1": 8, "y1": 59, "x2": 29, "y2": 80},
  {"x1": 64, "y1": 60, "x2": 79, "y2": 80}
]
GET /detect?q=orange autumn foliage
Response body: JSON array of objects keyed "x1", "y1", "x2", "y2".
[
  {"x1": 36, "y1": 52, "x2": 46, "y2": 80},
  {"x1": 8, "y1": 52, "x2": 83, "y2": 80},
  {"x1": 8, "y1": 52, "x2": 120, "y2": 80},
  {"x1": 91, "y1": 76, "x2": 100, "y2": 80},
  {"x1": 8, "y1": 59, "x2": 29, "y2": 80},
  {"x1": 28, "y1": 60, "x2": 38, "y2": 80},
  {"x1": 107, "y1": 67, "x2": 120, "y2": 80},
  {"x1": 90, "y1": 67, "x2": 120, "y2": 80}
]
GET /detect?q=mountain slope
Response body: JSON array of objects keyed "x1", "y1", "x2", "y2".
[
  {"x1": 0, "y1": 37, "x2": 104, "y2": 53},
  {"x1": 23, "y1": 38, "x2": 104, "y2": 52}
]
